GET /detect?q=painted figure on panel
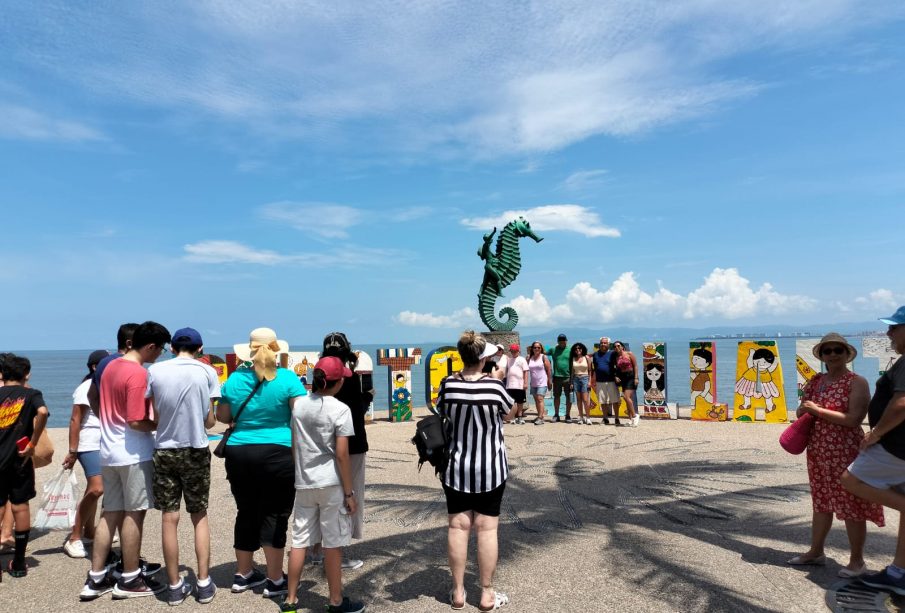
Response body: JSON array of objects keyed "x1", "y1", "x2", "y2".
[
  {"x1": 735, "y1": 348, "x2": 780, "y2": 412},
  {"x1": 690, "y1": 346, "x2": 714, "y2": 405}
]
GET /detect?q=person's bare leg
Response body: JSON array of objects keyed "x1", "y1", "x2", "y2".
[
  {"x1": 120, "y1": 510, "x2": 146, "y2": 573},
  {"x1": 534, "y1": 395, "x2": 545, "y2": 422},
  {"x1": 894, "y1": 514, "x2": 905, "y2": 568},
  {"x1": 448, "y1": 511, "x2": 473, "y2": 608},
  {"x1": 474, "y1": 513, "x2": 500, "y2": 610},
  {"x1": 842, "y1": 472, "x2": 905, "y2": 512},
  {"x1": 794, "y1": 511, "x2": 832, "y2": 560},
  {"x1": 73, "y1": 476, "x2": 103, "y2": 542},
  {"x1": 235, "y1": 549, "x2": 255, "y2": 576},
  {"x1": 844, "y1": 519, "x2": 867, "y2": 569},
  {"x1": 91, "y1": 511, "x2": 122, "y2": 573},
  {"x1": 1, "y1": 502, "x2": 14, "y2": 545},
  {"x1": 623, "y1": 390, "x2": 636, "y2": 419},
  {"x1": 161, "y1": 511, "x2": 180, "y2": 585},
  {"x1": 285, "y1": 546, "x2": 306, "y2": 605},
  {"x1": 324, "y1": 547, "x2": 344, "y2": 606},
  {"x1": 262, "y1": 545, "x2": 285, "y2": 582},
  {"x1": 191, "y1": 511, "x2": 211, "y2": 581}
]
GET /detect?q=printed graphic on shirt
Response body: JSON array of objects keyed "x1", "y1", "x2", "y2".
[{"x1": 0, "y1": 397, "x2": 25, "y2": 429}]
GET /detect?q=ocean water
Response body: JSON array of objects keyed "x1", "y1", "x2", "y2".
[{"x1": 12, "y1": 337, "x2": 888, "y2": 428}]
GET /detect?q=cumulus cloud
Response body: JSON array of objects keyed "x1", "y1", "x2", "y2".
[
  {"x1": 461, "y1": 205, "x2": 619, "y2": 238},
  {"x1": 855, "y1": 288, "x2": 900, "y2": 309},
  {"x1": 0, "y1": 103, "x2": 106, "y2": 142},
  {"x1": 395, "y1": 307, "x2": 478, "y2": 328},
  {"x1": 6, "y1": 2, "x2": 901, "y2": 155},
  {"x1": 464, "y1": 268, "x2": 814, "y2": 326},
  {"x1": 183, "y1": 240, "x2": 398, "y2": 268},
  {"x1": 259, "y1": 201, "x2": 364, "y2": 239}
]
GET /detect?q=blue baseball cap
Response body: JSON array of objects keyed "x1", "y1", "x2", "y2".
[
  {"x1": 880, "y1": 306, "x2": 905, "y2": 326},
  {"x1": 171, "y1": 327, "x2": 203, "y2": 349}
]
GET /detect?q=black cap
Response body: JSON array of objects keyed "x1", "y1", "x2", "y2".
[
  {"x1": 87, "y1": 350, "x2": 109, "y2": 368},
  {"x1": 557, "y1": 334, "x2": 567, "y2": 341}
]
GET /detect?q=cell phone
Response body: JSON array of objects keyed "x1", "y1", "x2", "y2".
[{"x1": 16, "y1": 436, "x2": 30, "y2": 452}]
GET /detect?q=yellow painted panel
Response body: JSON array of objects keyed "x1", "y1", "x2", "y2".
[
  {"x1": 690, "y1": 342, "x2": 722, "y2": 421},
  {"x1": 425, "y1": 347, "x2": 463, "y2": 411},
  {"x1": 733, "y1": 340, "x2": 787, "y2": 423}
]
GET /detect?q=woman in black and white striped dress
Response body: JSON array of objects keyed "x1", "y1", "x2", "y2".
[{"x1": 438, "y1": 330, "x2": 517, "y2": 611}]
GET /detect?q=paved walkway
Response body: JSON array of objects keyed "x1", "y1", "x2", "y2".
[{"x1": 3, "y1": 417, "x2": 903, "y2": 612}]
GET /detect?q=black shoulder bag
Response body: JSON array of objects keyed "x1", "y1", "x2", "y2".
[
  {"x1": 213, "y1": 378, "x2": 263, "y2": 458},
  {"x1": 412, "y1": 376, "x2": 455, "y2": 477}
]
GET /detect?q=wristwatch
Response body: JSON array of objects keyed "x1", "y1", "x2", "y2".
[
  {"x1": 344, "y1": 491, "x2": 355, "y2": 498},
  {"x1": 68, "y1": 449, "x2": 78, "y2": 454}
]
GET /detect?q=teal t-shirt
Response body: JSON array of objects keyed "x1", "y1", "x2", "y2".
[
  {"x1": 547, "y1": 345, "x2": 571, "y2": 378},
  {"x1": 221, "y1": 367, "x2": 307, "y2": 447}
]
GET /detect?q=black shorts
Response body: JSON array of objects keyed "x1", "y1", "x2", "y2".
[
  {"x1": 620, "y1": 379, "x2": 638, "y2": 391},
  {"x1": 506, "y1": 388, "x2": 526, "y2": 404},
  {"x1": 552, "y1": 377, "x2": 571, "y2": 398},
  {"x1": 0, "y1": 458, "x2": 36, "y2": 505},
  {"x1": 443, "y1": 482, "x2": 505, "y2": 517}
]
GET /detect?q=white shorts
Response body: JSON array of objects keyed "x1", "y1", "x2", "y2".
[
  {"x1": 847, "y1": 444, "x2": 905, "y2": 493},
  {"x1": 596, "y1": 382, "x2": 620, "y2": 405},
  {"x1": 102, "y1": 461, "x2": 154, "y2": 512},
  {"x1": 290, "y1": 485, "x2": 352, "y2": 550}
]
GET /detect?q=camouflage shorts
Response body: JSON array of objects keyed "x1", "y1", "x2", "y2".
[{"x1": 152, "y1": 447, "x2": 211, "y2": 514}]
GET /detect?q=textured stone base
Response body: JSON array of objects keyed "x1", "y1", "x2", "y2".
[{"x1": 481, "y1": 330, "x2": 520, "y2": 351}]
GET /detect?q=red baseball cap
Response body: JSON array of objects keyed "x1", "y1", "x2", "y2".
[
  {"x1": 314, "y1": 356, "x2": 352, "y2": 381},
  {"x1": 509, "y1": 343, "x2": 520, "y2": 352}
]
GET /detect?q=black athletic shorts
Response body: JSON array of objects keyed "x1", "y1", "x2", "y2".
[
  {"x1": 506, "y1": 388, "x2": 526, "y2": 404},
  {"x1": 0, "y1": 458, "x2": 36, "y2": 505},
  {"x1": 443, "y1": 482, "x2": 506, "y2": 517}
]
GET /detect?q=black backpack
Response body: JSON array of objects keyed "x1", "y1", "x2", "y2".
[{"x1": 412, "y1": 412, "x2": 448, "y2": 477}]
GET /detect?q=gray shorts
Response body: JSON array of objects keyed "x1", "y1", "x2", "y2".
[
  {"x1": 847, "y1": 444, "x2": 905, "y2": 493},
  {"x1": 102, "y1": 461, "x2": 155, "y2": 512},
  {"x1": 596, "y1": 381, "x2": 620, "y2": 405}
]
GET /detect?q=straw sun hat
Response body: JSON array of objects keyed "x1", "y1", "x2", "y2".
[
  {"x1": 234, "y1": 327, "x2": 290, "y2": 381},
  {"x1": 812, "y1": 332, "x2": 858, "y2": 363}
]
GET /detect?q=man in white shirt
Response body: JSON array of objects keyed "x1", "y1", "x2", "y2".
[{"x1": 504, "y1": 344, "x2": 529, "y2": 424}]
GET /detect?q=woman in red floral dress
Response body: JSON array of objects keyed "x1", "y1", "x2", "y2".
[{"x1": 788, "y1": 333, "x2": 883, "y2": 577}]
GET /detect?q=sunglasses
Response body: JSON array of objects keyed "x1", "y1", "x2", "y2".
[{"x1": 820, "y1": 346, "x2": 847, "y2": 356}]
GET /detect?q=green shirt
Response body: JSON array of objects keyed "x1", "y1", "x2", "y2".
[{"x1": 547, "y1": 345, "x2": 571, "y2": 378}]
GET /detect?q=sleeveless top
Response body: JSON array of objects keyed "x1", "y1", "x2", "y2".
[
  {"x1": 616, "y1": 354, "x2": 633, "y2": 374},
  {"x1": 527, "y1": 356, "x2": 548, "y2": 387},
  {"x1": 572, "y1": 357, "x2": 589, "y2": 377}
]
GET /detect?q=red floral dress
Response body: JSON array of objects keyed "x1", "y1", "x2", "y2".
[{"x1": 805, "y1": 372, "x2": 884, "y2": 525}]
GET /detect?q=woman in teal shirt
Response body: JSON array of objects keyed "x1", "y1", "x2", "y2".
[{"x1": 216, "y1": 328, "x2": 306, "y2": 598}]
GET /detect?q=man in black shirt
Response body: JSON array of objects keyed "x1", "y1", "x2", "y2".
[
  {"x1": 842, "y1": 306, "x2": 905, "y2": 593},
  {"x1": 0, "y1": 355, "x2": 50, "y2": 577}
]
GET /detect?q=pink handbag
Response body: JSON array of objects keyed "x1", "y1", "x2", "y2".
[{"x1": 779, "y1": 413, "x2": 815, "y2": 454}]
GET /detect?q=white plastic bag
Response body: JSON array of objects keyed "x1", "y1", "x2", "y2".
[{"x1": 34, "y1": 468, "x2": 77, "y2": 531}]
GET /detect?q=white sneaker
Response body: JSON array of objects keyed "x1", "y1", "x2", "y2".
[
  {"x1": 633, "y1": 415, "x2": 641, "y2": 426},
  {"x1": 341, "y1": 558, "x2": 363, "y2": 570},
  {"x1": 64, "y1": 538, "x2": 87, "y2": 558}
]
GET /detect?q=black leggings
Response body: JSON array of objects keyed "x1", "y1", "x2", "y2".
[{"x1": 224, "y1": 443, "x2": 294, "y2": 551}]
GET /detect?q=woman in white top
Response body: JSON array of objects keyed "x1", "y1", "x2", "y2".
[
  {"x1": 61, "y1": 350, "x2": 109, "y2": 558},
  {"x1": 569, "y1": 343, "x2": 594, "y2": 425}
]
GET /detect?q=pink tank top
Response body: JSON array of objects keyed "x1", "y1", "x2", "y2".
[{"x1": 528, "y1": 356, "x2": 548, "y2": 387}]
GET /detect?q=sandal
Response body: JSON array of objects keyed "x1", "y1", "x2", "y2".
[
  {"x1": 787, "y1": 554, "x2": 826, "y2": 566},
  {"x1": 478, "y1": 591, "x2": 509, "y2": 611},
  {"x1": 449, "y1": 588, "x2": 466, "y2": 610},
  {"x1": 6, "y1": 559, "x2": 27, "y2": 578}
]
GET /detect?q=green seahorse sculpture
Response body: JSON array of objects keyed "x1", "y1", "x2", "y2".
[{"x1": 477, "y1": 217, "x2": 543, "y2": 331}]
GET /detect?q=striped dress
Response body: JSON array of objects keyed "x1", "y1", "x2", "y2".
[{"x1": 439, "y1": 375, "x2": 514, "y2": 493}]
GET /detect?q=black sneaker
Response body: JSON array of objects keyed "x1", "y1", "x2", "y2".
[
  {"x1": 859, "y1": 567, "x2": 905, "y2": 595},
  {"x1": 602, "y1": 417, "x2": 610, "y2": 425},
  {"x1": 79, "y1": 572, "x2": 116, "y2": 601},
  {"x1": 112, "y1": 573, "x2": 166, "y2": 599},
  {"x1": 195, "y1": 579, "x2": 217, "y2": 604},
  {"x1": 167, "y1": 581, "x2": 192, "y2": 606},
  {"x1": 280, "y1": 601, "x2": 299, "y2": 613},
  {"x1": 231, "y1": 568, "x2": 267, "y2": 593},
  {"x1": 262, "y1": 574, "x2": 288, "y2": 598},
  {"x1": 615, "y1": 419, "x2": 622, "y2": 426},
  {"x1": 326, "y1": 596, "x2": 366, "y2": 613},
  {"x1": 113, "y1": 557, "x2": 162, "y2": 579},
  {"x1": 552, "y1": 416, "x2": 560, "y2": 423}
]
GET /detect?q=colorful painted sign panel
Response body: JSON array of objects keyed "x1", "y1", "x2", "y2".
[
  {"x1": 690, "y1": 342, "x2": 724, "y2": 421},
  {"x1": 794, "y1": 340, "x2": 820, "y2": 402},
  {"x1": 377, "y1": 347, "x2": 422, "y2": 422},
  {"x1": 425, "y1": 346, "x2": 462, "y2": 412},
  {"x1": 733, "y1": 340, "x2": 787, "y2": 423},
  {"x1": 641, "y1": 342, "x2": 668, "y2": 419}
]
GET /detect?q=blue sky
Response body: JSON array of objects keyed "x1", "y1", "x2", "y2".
[{"x1": 2, "y1": 1, "x2": 904, "y2": 349}]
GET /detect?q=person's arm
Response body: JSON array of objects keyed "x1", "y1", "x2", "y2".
[
  {"x1": 544, "y1": 357, "x2": 552, "y2": 383},
  {"x1": 63, "y1": 403, "x2": 86, "y2": 468},
  {"x1": 589, "y1": 356, "x2": 597, "y2": 388},
  {"x1": 20, "y1": 406, "x2": 49, "y2": 458},
  {"x1": 630, "y1": 353, "x2": 638, "y2": 384},
  {"x1": 862, "y1": 391, "x2": 905, "y2": 449},
  {"x1": 746, "y1": 349, "x2": 755, "y2": 368},
  {"x1": 803, "y1": 376, "x2": 870, "y2": 427},
  {"x1": 204, "y1": 400, "x2": 217, "y2": 429},
  {"x1": 335, "y1": 436, "x2": 358, "y2": 515},
  {"x1": 216, "y1": 401, "x2": 233, "y2": 424},
  {"x1": 127, "y1": 376, "x2": 156, "y2": 432}
]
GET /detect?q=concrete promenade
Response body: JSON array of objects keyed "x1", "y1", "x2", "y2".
[{"x1": 2, "y1": 415, "x2": 903, "y2": 612}]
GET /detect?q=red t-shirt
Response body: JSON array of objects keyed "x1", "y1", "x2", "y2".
[{"x1": 99, "y1": 358, "x2": 154, "y2": 466}]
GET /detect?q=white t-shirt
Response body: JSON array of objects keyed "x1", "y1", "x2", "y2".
[
  {"x1": 290, "y1": 394, "x2": 355, "y2": 489},
  {"x1": 505, "y1": 356, "x2": 529, "y2": 389},
  {"x1": 72, "y1": 379, "x2": 101, "y2": 452},
  {"x1": 146, "y1": 357, "x2": 221, "y2": 449}
]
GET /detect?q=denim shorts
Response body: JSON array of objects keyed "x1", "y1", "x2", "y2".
[
  {"x1": 529, "y1": 386, "x2": 548, "y2": 397},
  {"x1": 572, "y1": 375, "x2": 590, "y2": 394},
  {"x1": 77, "y1": 450, "x2": 102, "y2": 478}
]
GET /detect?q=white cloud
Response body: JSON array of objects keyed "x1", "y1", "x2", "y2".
[
  {"x1": 855, "y1": 288, "x2": 899, "y2": 309},
  {"x1": 259, "y1": 201, "x2": 364, "y2": 239},
  {"x1": 0, "y1": 103, "x2": 105, "y2": 142},
  {"x1": 488, "y1": 267, "x2": 814, "y2": 326},
  {"x1": 461, "y1": 204, "x2": 620, "y2": 238},
  {"x1": 7, "y1": 1, "x2": 901, "y2": 155},
  {"x1": 391, "y1": 206, "x2": 433, "y2": 222},
  {"x1": 183, "y1": 239, "x2": 399, "y2": 268},
  {"x1": 561, "y1": 169, "x2": 608, "y2": 192},
  {"x1": 395, "y1": 307, "x2": 478, "y2": 328}
]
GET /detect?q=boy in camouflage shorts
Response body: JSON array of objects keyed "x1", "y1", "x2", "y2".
[{"x1": 147, "y1": 328, "x2": 220, "y2": 606}]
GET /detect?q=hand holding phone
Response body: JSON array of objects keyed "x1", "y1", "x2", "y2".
[{"x1": 16, "y1": 436, "x2": 30, "y2": 453}]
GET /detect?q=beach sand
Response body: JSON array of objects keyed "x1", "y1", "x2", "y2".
[{"x1": 1, "y1": 415, "x2": 898, "y2": 612}]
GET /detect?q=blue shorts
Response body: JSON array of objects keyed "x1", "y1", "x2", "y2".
[
  {"x1": 78, "y1": 450, "x2": 102, "y2": 478},
  {"x1": 529, "y1": 386, "x2": 547, "y2": 397},
  {"x1": 572, "y1": 375, "x2": 590, "y2": 393}
]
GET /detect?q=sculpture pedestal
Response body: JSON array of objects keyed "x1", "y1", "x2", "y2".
[{"x1": 482, "y1": 331, "x2": 520, "y2": 351}]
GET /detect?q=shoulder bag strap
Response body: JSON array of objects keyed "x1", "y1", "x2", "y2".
[{"x1": 229, "y1": 378, "x2": 264, "y2": 426}]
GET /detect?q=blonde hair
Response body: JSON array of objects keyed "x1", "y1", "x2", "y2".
[{"x1": 457, "y1": 330, "x2": 486, "y2": 366}]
